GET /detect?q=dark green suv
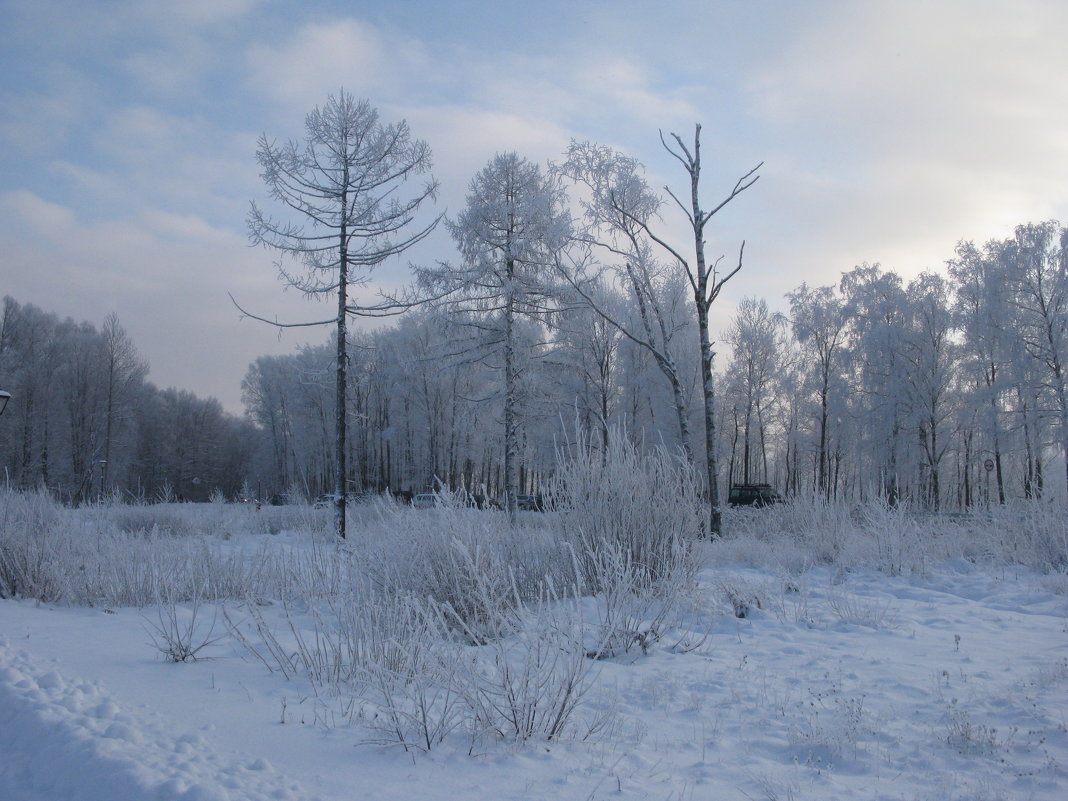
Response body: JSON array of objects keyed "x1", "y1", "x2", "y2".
[{"x1": 727, "y1": 484, "x2": 783, "y2": 507}]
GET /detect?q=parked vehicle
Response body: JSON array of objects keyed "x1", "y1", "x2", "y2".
[
  {"x1": 311, "y1": 493, "x2": 367, "y2": 510},
  {"x1": 515, "y1": 494, "x2": 544, "y2": 511},
  {"x1": 727, "y1": 483, "x2": 783, "y2": 507},
  {"x1": 411, "y1": 493, "x2": 439, "y2": 509}
]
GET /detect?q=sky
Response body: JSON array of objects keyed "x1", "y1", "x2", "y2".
[{"x1": 2, "y1": 0, "x2": 1066, "y2": 413}]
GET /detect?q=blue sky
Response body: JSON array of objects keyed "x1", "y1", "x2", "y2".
[{"x1": 2, "y1": 0, "x2": 1066, "y2": 412}]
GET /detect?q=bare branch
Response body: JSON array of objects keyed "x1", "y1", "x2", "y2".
[{"x1": 228, "y1": 292, "x2": 335, "y2": 329}]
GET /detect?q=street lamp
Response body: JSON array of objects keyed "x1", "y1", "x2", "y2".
[{"x1": 0, "y1": 390, "x2": 10, "y2": 417}]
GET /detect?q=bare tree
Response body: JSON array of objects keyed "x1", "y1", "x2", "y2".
[
  {"x1": 622, "y1": 127, "x2": 760, "y2": 536},
  {"x1": 242, "y1": 90, "x2": 438, "y2": 538}
]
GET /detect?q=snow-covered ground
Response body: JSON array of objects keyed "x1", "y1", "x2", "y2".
[{"x1": 3, "y1": 553, "x2": 1066, "y2": 800}]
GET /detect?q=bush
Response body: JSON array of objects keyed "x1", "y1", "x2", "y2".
[
  {"x1": 549, "y1": 432, "x2": 703, "y2": 592},
  {"x1": 717, "y1": 495, "x2": 1068, "y2": 578}
]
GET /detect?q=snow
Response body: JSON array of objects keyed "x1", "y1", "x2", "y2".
[{"x1": 3, "y1": 556, "x2": 1066, "y2": 801}]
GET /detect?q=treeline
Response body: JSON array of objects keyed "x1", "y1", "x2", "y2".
[
  {"x1": 2, "y1": 218, "x2": 1064, "y2": 509},
  {"x1": 245, "y1": 220, "x2": 1067, "y2": 510},
  {"x1": 731, "y1": 219, "x2": 1066, "y2": 508},
  {"x1": 0, "y1": 297, "x2": 256, "y2": 502}
]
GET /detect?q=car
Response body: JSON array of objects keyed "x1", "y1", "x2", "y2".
[
  {"x1": 515, "y1": 494, "x2": 544, "y2": 511},
  {"x1": 313, "y1": 493, "x2": 365, "y2": 510},
  {"x1": 727, "y1": 483, "x2": 783, "y2": 507},
  {"x1": 411, "y1": 493, "x2": 439, "y2": 509}
]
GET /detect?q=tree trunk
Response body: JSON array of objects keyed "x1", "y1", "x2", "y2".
[
  {"x1": 503, "y1": 273, "x2": 518, "y2": 524},
  {"x1": 335, "y1": 196, "x2": 349, "y2": 539}
]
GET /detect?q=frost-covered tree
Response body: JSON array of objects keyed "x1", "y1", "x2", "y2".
[
  {"x1": 640, "y1": 127, "x2": 760, "y2": 536},
  {"x1": 549, "y1": 289, "x2": 624, "y2": 455},
  {"x1": 99, "y1": 312, "x2": 148, "y2": 496},
  {"x1": 840, "y1": 264, "x2": 911, "y2": 504},
  {"x1": 1002, "y1": 221, "x2": 1068, "y2": 495},
  {"x1": 244, "y1": 90, "x2": 438, "y2": 538},
  {"x1": 561, "y1": 130, "x2": 760, "y2": 535},
  {"x1": 417, "y1": 153, "x2": 570, "y2": 520},
  {"x1": 902, "y1": 272, "x2": 958, "y2": 509},
  {"x1": 787, "y1": 283, "x2": 850, "y2": 498},
  {"x1": 948, "y1": 239, "x2": 1012, "y2": 504},
  {"x1": 723, "y1": 297, "x2": 787, "y2": 486},
  {"x1": 557, "y1": 141, "x2": 698, "y2": 464}
]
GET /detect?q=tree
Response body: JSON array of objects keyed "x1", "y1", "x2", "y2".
[
  {"x1": 550, "y1": 290, "x2": 624, "y2": 456},
  {"x1": 948, "y1": 240, "x2": 1012, "y2": 505},
  {"x1": 244, "y1": 90, "x2": 438, "y2": 538},
  {"x1": 1002, "y1": 221, "x2": 1068, "y2": 496},
  {"x1": 723, "y1": 297, "x2": 787, "y2": 486},
  {"x1": 902, "y1": 272, "x2": 958, "y2": 509},
  {"x1": 417, "y1": 152, "x2": 570, "y2": 521},
  {"x1": 840, "y1": 264, "x2": 911, "y2": 504},
  {"x1": 99, "y1": 312, "x2": 148, "y2": 496},
  {"x1": 557, "y1": 142, "x2": 697, "y2": 464},
  {"x1": 633, "y1": 126, "x2": 760, "y2": 536},
  {"x1": 787, "y1": 283, "x2": 850, "y2": 499},
  {"x1": 559, "y1": 131, "x2": 760, "y2": 536}
]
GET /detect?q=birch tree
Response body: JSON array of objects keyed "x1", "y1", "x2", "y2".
[
  {"x1": 723, "y1": 297, "x2": 786, "y2": 486},
  {"x1": 787, "y1": 283, "x2": 850, "y2": 499},
  {"x1": 244, "y1": 90, "x2": 438, "y2": 538},
  {"x1": 639, "y1": 126, "x2": 760, "y2": 536},
  {"x1": 556, "y1": 142, "x2": 697, "y2": 464},
  {"x1": 1003, "y1": 221, "x2": 1068, "y2": 496}
]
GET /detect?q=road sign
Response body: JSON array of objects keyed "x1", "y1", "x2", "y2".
[{"x1": 983, "y1": 458, "x2": 994, "y2": 472}]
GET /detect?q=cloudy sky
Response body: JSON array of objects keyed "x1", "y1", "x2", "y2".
[{"x1": 2, "y1": 0, "x2": 1066, "y2": 412}]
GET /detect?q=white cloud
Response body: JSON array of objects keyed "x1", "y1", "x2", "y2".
[
  {"x1": 0, "y1": 190, "x2": 76, "y2": 234},
  {"x1": 244, "y1": 19, "x2": 412, "y2": 111},
  {"x1": 0, "y1": 189, "x2": 313, "y2": 411},
  {"x1": 736, "y1": 0, "x2": 1068, "y2": 292}
]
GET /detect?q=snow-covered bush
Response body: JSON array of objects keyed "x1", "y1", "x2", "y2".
[
  {"x1": 542, "y1": 433, "x2": 704, "y2": 658},
  {"x1": 718, "y1": 496, "x2": 1068, "y2": 578},
  {"x1": 227, "y1": 579, "x2": 601, "y2": 749},
  {"x1": 462, "y1": 599, "x2": 601, "y2": 743},
  {"x1": 549, "y1": 433, "x2": 702, "y2": 591},
  {"x1": 344, "y1": 502, "x2": 570, "y2": 642},
  {"x1": 0, "y1": 487, "x2": 328, "y2": 605}
]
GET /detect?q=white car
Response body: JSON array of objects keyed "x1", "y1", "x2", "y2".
[{"x1": 411, "y1": 493, "x2": 439, "y2": 509}]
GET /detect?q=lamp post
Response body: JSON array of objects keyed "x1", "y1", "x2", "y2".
[{"x1": 0, "y1": 390, "x2": 10, "y2": 417}]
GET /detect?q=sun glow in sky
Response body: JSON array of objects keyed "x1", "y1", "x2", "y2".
[{"x1": 2, "y1": 0, "x2": 1066, "y2": 412}]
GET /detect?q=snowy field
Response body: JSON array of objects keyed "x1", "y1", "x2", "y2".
[{"x1": 2, "y1": 491, "x2": 1067, "y2": 801}]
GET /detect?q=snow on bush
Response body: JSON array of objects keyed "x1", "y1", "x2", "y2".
[
  {"x1": 0, "y1": 488, "x2": 333, "y2": 605},
  {"x1": 718, "y1": 495, "x2": 1068, "y2": 578}
]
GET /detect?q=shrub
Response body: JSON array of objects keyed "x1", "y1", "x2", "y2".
[{"x1": 549, "y1": 432, "x2": 702, "y2": 592}]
